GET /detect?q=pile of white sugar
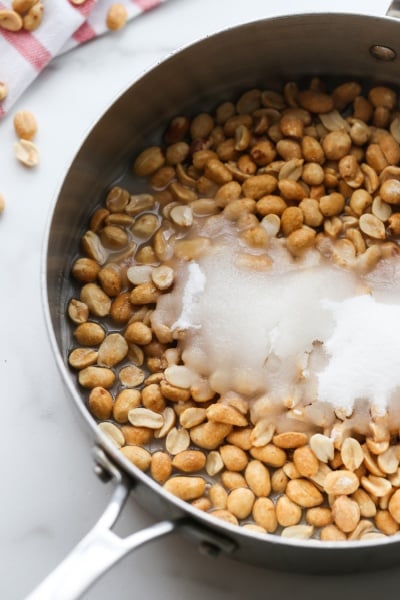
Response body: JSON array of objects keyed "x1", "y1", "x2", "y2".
[{"x1": 152, "y1": 233, "x2": 400, "y2": 419}]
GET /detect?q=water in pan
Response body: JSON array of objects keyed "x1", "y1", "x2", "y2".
[{"x1": 64, "y1": 76, "x2": 400, "y2": 541}]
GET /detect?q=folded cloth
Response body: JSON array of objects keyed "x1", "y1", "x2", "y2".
[{"x1": 0, "y1": 0, "x2": 167, "y2": 117}]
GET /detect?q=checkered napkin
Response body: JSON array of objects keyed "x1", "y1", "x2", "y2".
[{"x1": 0, "y1": 0, "x2": 166, "y2": 117}]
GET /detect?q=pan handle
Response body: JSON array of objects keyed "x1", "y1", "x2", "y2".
[{"x1": 25, "y1": 449, "x2": 176, "y2": 600}]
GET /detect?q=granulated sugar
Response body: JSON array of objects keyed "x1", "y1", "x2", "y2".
[
  {"x1": 152, "y1": 229, "x2": 400, "y2": 419},
  {"x1": 318, "y1": 295, "x2": 400, "y2": 416}
]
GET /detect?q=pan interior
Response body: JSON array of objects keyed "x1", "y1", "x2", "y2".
[{"x1": 44, "y1": 12, "x2": 400, "y2": 573}]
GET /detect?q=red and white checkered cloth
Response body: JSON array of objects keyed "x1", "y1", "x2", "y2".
[{"x1": 0, "y1": 0, "x2": 167, "y2": 117}]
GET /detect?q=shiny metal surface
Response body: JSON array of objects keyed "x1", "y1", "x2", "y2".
[
  {"x1": 43, "y1": 11, "x2": 400, "y2": 586},
  {"x1": 27, "y1": 449, "x2": 177, "y2": 600}
]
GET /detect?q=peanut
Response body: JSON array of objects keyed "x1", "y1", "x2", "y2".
[
  {"x1": 250, "y1": 444, "x2": 287, "y2": 468},
  {"x1": 280, "y1": 206, "x2": 304, "y2": 236},
  {"x1": 320, "y1": 524, "x2": 346, "y2": 541},
  {"x1": 298, "y1": 90, "x2": 334, "y2": 114},
  {"x1": 244, "y1": 460, "x2": 271, "y2": 497},
  {"x1": 113, "y1": 389, "x2": 141, "y2": 423},
  {"x1": 388, "y1": 489, "x2": 400, "y2": 523},
  {"x1": 293, "y1": 446, "x2": 319, "y2": 478},
  {"x1": 121, "y1": 446, "x2": 151, "y2": 471},
  {"x1": 332, "y1": 495, "x2": 360, "y2": 533},
  {"x1": 319, "y1": 193, "x2": 345, "y2": 217},
  {"x1": 286, "y1": 227, "x2": 316, "y2": 256},
  {"x1": 73, "y1": 322, "x2": 105, "y2": 346},
  {"x1": 322, "y1": 131, "x2": 351, "y2": 160},
  {"x1": 13, "y1": 111, "x2": 37, "y2": 140},
  {"x1": 375, "y1": 510, "x2": 399, "y2": 535},
  {"x1": 88, "y1": 386, "x2": 113, "y2": 419},
  {"x1": 12, "y1": 0, "x2": 38, "y2": 12},
  {"x1": 286, "y1": 479, "x2": 323, "y2": 508},
  {"x1": 0, "y1": 82, "x2": 8, "y2": 102},
  {"x1": 380, "y1": 178, "x2": 400, "y2": 205},
  {"x1": 14, "y1": 139, "x2": 39, "y2": 167},
  {"x1": 227, "y1": 488, "x2": 255, "y2": 520},
  {"x1": 276, "y1": 495, "x2": 302, "y2": 527},
  {"x1": 23, "y1": 2, "x2": 43, "y2": 31},
  {"x1": 211, "y1": 510, "x2": 238, "y2": 526},
  {"x1": 306, "y1": 507, "x2": 332, "y2": 528},
  {"x1": 242, "y1": 175, "x2": 277, "y2": 199},
  {"x1": 0, "y1": 9, "x2": 22, "y2": 31},
  {"x1": 220, "y1": 445, "x2": 248, "y2": 472},
  {"x1": 324, "y1": 470, "x2": 359, "y2": 495},
  {"x1": 119, "y1": 431, "x2": 150, "y2": 456},
  {"x1": 106, "y1": 3, "x2": 128, "y2": 31},
  {"x1": 151, "y1": 451, "x2": 172, "y2": 483},
  {"x1": 369, "y1": 86, "x2": 397, "y2": 109},
  {"x1": 125, "y1": 321, "x2": 152, "y2": 346},
  {"x1": 252, "y1": 497, "x2": 278, "y2": 532},
  {"x1": 98, "y1": 333, "x2": 128, "y2": 367},
  {"x1": 79, "y1": 367, "x2": 115, "y2": 389},
  {"x1": 68, "y1": 348, "x2": 98, "y2": 370},
  {"x1": 165, "y1": 427, "x2": 190, "y2": 455},
  {"x1": 172, "y1": 450, "x2": 206, "y2": 473},
  {"x1": 98, "y1": 422, "x2": 125, "y2": 448},
  {"x1": 190, "y1": 421, "x2": 232, "y2": 450}
]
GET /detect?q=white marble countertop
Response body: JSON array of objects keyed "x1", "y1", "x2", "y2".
[{"x1": 1, "y1": 1, "x2": 400, "y2": 598}]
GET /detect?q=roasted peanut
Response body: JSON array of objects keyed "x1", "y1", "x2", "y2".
[
  {"x1": 320, "y1": 524, "x2": 347, "y2": 541},
  {"x1": 286, "y1": 479, "x2": 323, "y2": 508},
  {"x1": 88, "y1": 386, "x2": 113, "y2": 419},
  {"x1": 134, "y1": 146, "x2": 165, "y2": 177},
  {"x1": 172, "y1": 450, "x2": 206, "y2": 473},
  {"x1": 249, "y1": 444, "x2": 286, "y2": 467},
  {"x1": 113, "y1": 389, "x2": 141, "y2": 423},
  {"x1": 322, "y1": 131, "x2": 351, "y2": 160},
  {"x1": 298, "y1": 90, "x2": 334, "y2": 114},
  {"x1": 0, "y1": 9, "x2": 22, "y2": 31},
  {"x1": 332, "y1": 495, "x2": 360, "y2": 533},
  {"x1": 13, "y1": 110, "x2": 37, "y2": 140},
  {"x1": 98, "y1": 333, "x2": 128, "y2": 367},
  {"x1": 276, "y1": 495, "x2": 302, "y2": 527},
  {"x1": 280, "y1": 206, "x2": 304, "y2": 236},
  {"x1": 164, "y1": 476, "x2": 206, "y2": 501},
  {"x1": 380, "y1": 178, "x2": 400, "y2": 205},
  {"x1": 0, "y1": 82, "x2": 8, "y2": 102},
  {"x1": 104, "y1": 4, "x2": 129, "y2": 29},
  {"x1": 293, "y1": 446, "x2": 319, "y2": 478},
  {"x1": 81, "y1": 283, "x2": 111, "y2": 317},
  {"x1": 388, "y1": 489, "x2": 400, "y2": 523},
  {"x1": 369, "y1": 86, "x2": 397, "y2": 110},
  {"x1": 286, "y1": 227, "x2": 316, "y2": 256},
  {"x1": 324, "y1": 470, "x2": 359, "y2": 495},
  {"x1": 23, "y1": 1, "x2": 43, "y2": 30},
  {"x1": 190, "y1": 421, "x2": 232, "y2": 450},
  {"x1": 14, "y1": 139, "x2": 39, "y2": 167},
  {"x1": 218, "y1": 444, "x2": 248, "y2": 471},
  {"x1": 78, "y1": 366, "x2": 115, "y2": 389},
  {"x1": 332, "y1": 81, "x2": 362, "y2": 110},
  {"x1": 151, "y1": 452, "x2": 172, "y2": 483},
  {"x1": 306, "y1": 507, "x2": 332, "y2": 528},
  {"x1": 227, "y1": 488, "x2": 255, "y2": 520}
]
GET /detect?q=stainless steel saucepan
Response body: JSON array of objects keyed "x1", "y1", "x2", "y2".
[{"x1": 29, "y1": 3, "x2": 400, "y2": 598}]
